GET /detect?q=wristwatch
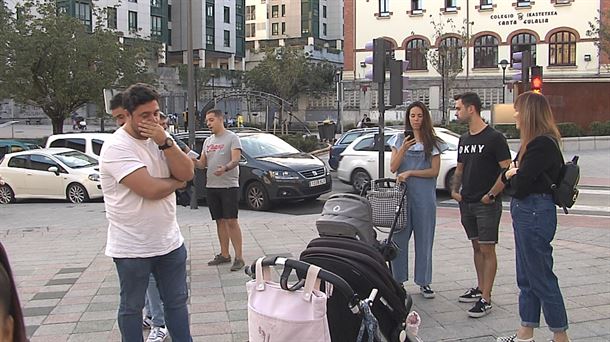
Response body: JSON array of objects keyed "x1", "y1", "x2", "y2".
[
  {"x1": 487, "y1": 192, "x2": 496, "y2": 201},
  {"x1": 158, "y1": 137, "x2": 174, "y2": 150}
]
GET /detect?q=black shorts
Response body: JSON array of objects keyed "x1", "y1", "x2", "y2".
[
  {"x1": 206, "y1": 187, "x2": 239, "y2": 220},
  {"x1": 459, "y1": 200, "x2": 503, "y2": 244}
]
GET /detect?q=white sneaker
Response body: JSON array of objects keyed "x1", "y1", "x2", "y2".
[{"x1": 146, "y1": 326, "x2": 168, "y2": 342}]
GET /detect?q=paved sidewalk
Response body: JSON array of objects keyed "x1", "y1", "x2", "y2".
[{"x1": 2, "y1": 202, "x2": 610, "y2": 342}]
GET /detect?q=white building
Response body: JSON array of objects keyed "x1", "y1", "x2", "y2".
[{"x1": 244, "y1": 0, "x2": 344, "y2": 70}]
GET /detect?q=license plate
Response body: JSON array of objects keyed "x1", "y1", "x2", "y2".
[{"x1": 309, "y1": 178, "x2": 326, "y2": 187}]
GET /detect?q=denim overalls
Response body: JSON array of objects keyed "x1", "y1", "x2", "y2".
[{"x1": 389, "y1": 136, "x2": 442, "y2": 285}]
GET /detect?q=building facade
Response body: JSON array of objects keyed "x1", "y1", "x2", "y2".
[
  {"x1": 342, "y1": 0, "x2": 610, "y2": 127},
  {"x1": 243, "y1": 0, "x2": 344, "y2": 69},
  {"x1": 168, "y1": 0, "x2": 245, "y2": 71}
]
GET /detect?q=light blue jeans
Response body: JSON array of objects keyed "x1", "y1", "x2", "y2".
[
  {"x1": 511, "y1": 194, "x2": 569, "y2": 332},
  {"x1": 145, "y1": 274, "x2": 165, "y2": 327}
]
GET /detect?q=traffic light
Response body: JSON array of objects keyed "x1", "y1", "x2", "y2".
[
  {"x1": 530, "y1": 66, "x2": 543, "y2": 93},
  {"x1": 512, "y1": 50, "x2": 531, "y2": 88},
  {"x1": 364, "y1": 38, "x2": 394, "y2": 83},
  {"x1": 389, "y1": 60, "x2": 409, "y2": 106}
]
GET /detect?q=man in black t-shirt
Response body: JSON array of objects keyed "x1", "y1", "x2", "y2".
[{"x1": 450, "y1": 92, "x2": 511, "y2": 318}]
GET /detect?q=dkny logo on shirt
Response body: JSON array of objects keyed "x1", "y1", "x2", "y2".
[{"x1": 459, "y1": 144, "x2": 485, "y2": 154}]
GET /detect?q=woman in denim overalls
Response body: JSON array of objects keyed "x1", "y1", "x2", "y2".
[{"x1": 388, "y1": 101, "x2": 447, "y2": 298}]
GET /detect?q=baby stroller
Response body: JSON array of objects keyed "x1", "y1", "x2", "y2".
[
  {"x1": 245, "y1": 256, "x2": 391, "y2": 342},
  {"x1": 299, "y1": 178, "x2": 419, "y2": 341}
]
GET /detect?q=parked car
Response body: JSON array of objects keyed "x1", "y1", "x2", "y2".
[
  {"x1": 174, "y1": 131, "x2": 332, "y2": 210},
  {"x1": 328, "y1": 127, "x2": 399, "y2": 170},
  {"x1": 0, "y1": 140, "x2": 32, "y2": 159},
  {"x1": 0, "y1": 148, "x2": 103, "y2": 204},
  {"x1": 337, "y1": 128, "x2": 462, "y2": 192},
  {"x1": 45, "y1": 133, "x2": 113, "y2": 159}
]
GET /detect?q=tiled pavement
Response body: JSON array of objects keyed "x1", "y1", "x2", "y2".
[{"x1": 2, "y1": 201, "x2": 610, "y2": 342}]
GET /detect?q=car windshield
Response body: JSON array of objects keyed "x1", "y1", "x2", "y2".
[
  {"x1": 54, "y1": 151, "x2": 98, "y2": 168},
  {"x1": 240, "y1": 134, "x2": 300, "y2": 158}
]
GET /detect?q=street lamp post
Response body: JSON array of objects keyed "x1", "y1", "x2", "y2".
[
  {"x1": 499, "y1": 59, "x2": 509, "y2": 104},
  {"x1": 335, "y1": 68, "x2": 343, "y2": 134}
]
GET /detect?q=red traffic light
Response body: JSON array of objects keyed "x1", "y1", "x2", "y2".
[{"x1": 530, "y1": 66, "x2": 543, "y2": 93}]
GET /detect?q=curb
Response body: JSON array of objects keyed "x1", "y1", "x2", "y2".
[{"x1": 311, "y1": 143, "x2": 331, "y2": 157}]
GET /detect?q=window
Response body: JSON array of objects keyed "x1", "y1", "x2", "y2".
[
  {"x1": 445, "y1": 0, "x2": 457, "y2": 8},
  {"x1": 206, "y1": 4, "x2": 214, "y2": 17},
  {"x1": 151, "y1": 15, "x2": 162, "y2": 38},
  {"x1": 480, "y1": 0, "x2": 492, "y2": 5},
  {"x1": 549, "y1": 31, "x2": 576, "y2": 66},
  {"x1": 272, "y1": 22, "x2": 279, "y2": 35},
  {"x1": 411, "y1": 0, "x2": 422, "y2": 11},
  {"x1": 50, "y1": 139, "x2": 86, "y2": 153},
  {"x1": 511, "y1": 33, "x2": 536, "y2": 66},
  {"x1": 92, "y1": 140, "x2": 104, "y2": 156},
  {"x1": 323, "y1": 5, "x2": 327, "y2": 18},
  {"x1": 8, "y1": 155, "x2": 28, "y2": 169},
  {"x1": 281, "y1": 22, "x2": 286, "y2": 35},
  {"x1": 246, "y1": 23, "x2": 256, "y2": 37},
  {"x1": 128, "y1": 0, "x2": 136, "y2": 2},
  {"x1": 168, "y1": 28, "x2": 172, "y2": 45},
  {"x1": 517, "y1": 0, "x2": 530, "y2": 7},
  {"x1": 379, "y1": 0, "x2": 389, "y2": 16},
  {"x1": 107, "y1": 7, "x2": 117, "y2": 29},
  {"x1": 246, "y1": 5, "x2": 255, "y2": 20},
  {"x1": 354, "y1": 136, "x2": 393, "y2": 152},
  {"x1": 474, "y1": 35, "x2": 498, "y2": 68},
  {"x1": 29, "y1": 154, "x2": 59, "y2": 172},
  {"x1": 75, "y1": 1, "x2": 92, "y2": 30},
  {"x1": 206, "y1": 34, "x2": 214, "y2": 46},
  {"x1": 440, "y1": 37, "x2": 463, "y2": 70},
  {"x1": 406, "y1": 38, "x2": 427, "y2": 70},
  {"x1": 128, "y1": 11, "x2": 138, "y2": 32},
  {"x1": 272, "y1": 5, "x2": 278, "y2": 18},
  {"x1": 224, "y1": 30, "x2": 230, "y2": 47},
  {"x1": 151, "y1": 0, "x2": 161, "y2": 8},
  {"x1": 281, "y1": 4, "x2": 286, "y2": 17},
  {"x1": 322, "y1": 23, "x2": 327, "y2": 36},
  {"x1": 168, "y1": 5, "x2": 172, "y2": 20},
  {"x1": 236, "y1": 20, "x2": 243, "y2": 32},
  {"x1": 224, "y1": 6, "x2": 230, "y2": 23}
]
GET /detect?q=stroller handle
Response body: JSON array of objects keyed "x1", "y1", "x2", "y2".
[
  {"x1": 359, "y1": 177, "x2": 399, "y2": 196},
  {"x1": 246, "y1": 256, "x2": 360, "y2": 310}
]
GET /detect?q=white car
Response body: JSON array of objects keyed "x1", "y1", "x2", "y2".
[
  {"x1": 337, "y1": 127, "x2": 462, "y2": 192},
  {"x1": 0, "y1": 148, "x2": 103, "y2": 204},
  {"x1": 45, "y1": 133, "x2": 113, "y2": 159}
]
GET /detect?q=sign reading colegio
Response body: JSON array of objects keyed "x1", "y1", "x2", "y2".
[{"x1": 490, "y1": 11, "x2": 558, "y2": 26}]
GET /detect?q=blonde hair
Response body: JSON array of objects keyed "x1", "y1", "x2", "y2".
[{"x1": 514, "y1": 91, "x2": 561, "y2": 164}]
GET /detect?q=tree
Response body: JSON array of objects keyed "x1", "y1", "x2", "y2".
[
  {"x1": 425, "y1": 14, "x2": 469, "y2": 124},
  {"x1": 177, "y1": 65, "x2": 244, "y2": 106},
  {"x1": 587, "y1": 9, "x2": 610, "y2": 72},
  {"x1": 0, "y1": 0, "x2": 159, "y2": 134}
]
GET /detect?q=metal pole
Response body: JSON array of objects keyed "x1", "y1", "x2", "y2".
[
  {"x1": 378, "y1": 81, "x2": 385, "y2": 179},
  {"x1": 187, "y1": 0, "x2": 198, "y2": 209},
  {"x1": 502, "y1": 68, "x2": 506, "y2": 104}
]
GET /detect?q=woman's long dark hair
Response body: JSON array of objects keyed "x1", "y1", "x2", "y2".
[
  {"x1": 405, "y1": 101, "x2": 441, "y2": 159},
  {"x1": 0, "y1": 242, "x2": 27, "y2": 342}
]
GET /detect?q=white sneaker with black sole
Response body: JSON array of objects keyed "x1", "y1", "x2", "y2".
[
  {"x1": 459, "y1": 287, "x2": 482, "y2": 303},
  {"x1": 467, "y1": 298, "x2": 492, "y2": 318},
  {"x1": 146, "y1": 326, "x2": 168, "y2": 342},
  {"x1": 420, "y1": 285, "x2": 435, "y2": 299},
  {"x1": 496, "y1": 335, "x2": 535, "y2": 342}
]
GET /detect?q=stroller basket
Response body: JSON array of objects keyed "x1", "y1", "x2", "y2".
[{"x1": 362, "y1": 178, "x2": 407, "y2": 229}]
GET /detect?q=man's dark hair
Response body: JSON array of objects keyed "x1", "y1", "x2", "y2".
[
  {"x1": 206, "y1": 109, "x2": 224, "y2": 118},
  {"x1": 454, "y1": 92, "x2": 482, "y2": 114},
  {"x1": 109, "y1": 92, "x2": 124, "y2": 110},
  {"x1": 122, "y1": 83, "x2": 160, "y2": 114}
]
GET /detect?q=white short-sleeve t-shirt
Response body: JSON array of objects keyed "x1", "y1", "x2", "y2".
[{"x1": 100, "y1": 127, "x2": 184, "y2": 258}]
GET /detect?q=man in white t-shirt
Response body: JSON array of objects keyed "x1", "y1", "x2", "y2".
[{"x1": 100, "y1": 83, "x2": 194, "y2": 342}]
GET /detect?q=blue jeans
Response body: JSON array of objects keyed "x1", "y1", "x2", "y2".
[
  {"x1": 114, "y1": 244, "x2": 192, "y2": 342},
  {"x1": 511, "y1": 194, "x2": 568, "y2": 332},
  {"x1": 145, "y1": 274, "x2": 165, "y2": 327}
]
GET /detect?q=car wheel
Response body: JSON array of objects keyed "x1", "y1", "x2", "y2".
[
  {"x1": 351, "y1": 169, "x2": 371, "y2": 193},
  {"x1": 245, "y1": 182, "x2": 270, "y2": 211},
  {"x1": 0, "y1": 184, "x2": 15, "y2": 204},
  {"x1": 67, "y1": 183, "x2": 90, "y2": 204},
  {"x1": 445, "y1": 168, "x2": 456, "y2": 192}
]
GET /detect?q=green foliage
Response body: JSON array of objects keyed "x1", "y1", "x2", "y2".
[
  {"x1": 278, "y1": 134, "x2": 322, "y2": 153},
  {"x1": 177, "y1": 66, "x2": 244, "y2": 99},
  {"x1": 244, "y1": 47, "x2": 336, "y2": 103},
  {"x1": 443, "y1": 121, "x2": 469, "y2": 135},
  {"x1": 494, "y1": 124, "x2": 520, "y2": 139},
  {"x1": 587, "y1": 10, "x2": 610, "y2": 72},
  {"x1": 557, "y1": 122, "x2": 582, "y2": 137},
  {"x1": 588, "y1": 120, "x2": 610, "y2": 136},
  {"x1": 0, "y1": 0, "x2": 159, "y2": 134}
]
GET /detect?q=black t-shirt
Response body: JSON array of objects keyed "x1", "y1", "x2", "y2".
[{"x1": 458, "y1": 126, "x2": 511, "y2": 202}]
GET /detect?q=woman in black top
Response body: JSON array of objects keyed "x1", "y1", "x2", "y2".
[
  {"x1": 0, "y1": 242, "x2": 27, "y2": 342},
  {"x1": 497, "y1": 92, "x2": 570, "y2": 342}
]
